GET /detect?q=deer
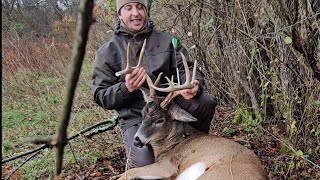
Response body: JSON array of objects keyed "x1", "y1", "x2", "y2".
[{"x1": 114, "y1": 39, "x2": 267, "y2": 180}]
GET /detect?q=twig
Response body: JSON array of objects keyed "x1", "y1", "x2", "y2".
[
  {"x1": 69, "y1": 116, "x2": 118, "y2": 140},
  {"x1": 85, "y1": 120, "x2": 118, "y2": 138},
  {"x1": 229, "y1": 154, "x2": 234, "y2": 180},
  {"x1": 2, "y1": 144, "x2": 49, "y2": 164},
  {"x1": 5, "y1": 151, "x2": 41, "y2": 180},
  {"x1": 125, "y1": 147, "x2": 132, "y2": 180},
  {"x1": 68, "y1": 143, "x2": 80, "y2": 167},
  {"x1": 2, "y1": 117, "x2": 118, "y2": 164}
]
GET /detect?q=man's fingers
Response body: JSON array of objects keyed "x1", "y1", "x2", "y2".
[
  {"x1": 128, "y1": 68, "x2": 143, "y2": 84},
  {"x1": 180, "y1": 80, "x2": 199, "y2": 100},
  {"x1": 130, "y1": 67, "x2": 140, "y2": 77},
  {"x1": 125, "y1": 68, "x2": 146, "y2": 92},
  {"x1": 132, "y1": 68, "x2": 146, "y2": 87},
  {"x1": 194, "y1": 80, "x2": 199, "y2": 86},
  {"x1": 137, "y1": 74, "x2": 147, "y2": 87},
  {"x1": 126, "y1": 68, "x2": 146, "y2": 92}
]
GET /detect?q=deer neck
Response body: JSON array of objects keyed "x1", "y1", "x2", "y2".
[{"x1": 149, "y1": 120, "x2": 200, "y2": 160}]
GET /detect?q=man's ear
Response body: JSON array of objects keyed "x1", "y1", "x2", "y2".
[
  {"x1": 140, "y1": 87, "x2": 150, "y2": 102},
  {"x1": 168, "y1": 103, "x2": 197, "y2": 122}
]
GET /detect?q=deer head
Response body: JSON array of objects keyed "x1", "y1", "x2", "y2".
[{"x1": 115, "y1": 39, "x2": 198, "y2": 148}]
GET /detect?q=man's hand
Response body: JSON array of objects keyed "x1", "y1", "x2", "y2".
[
  {"x1": 125, "y1": 67, "x2": 147, "y2": 92},
  {"x1": 180, "y1": 80, "x2": 199, "y2": 100}
]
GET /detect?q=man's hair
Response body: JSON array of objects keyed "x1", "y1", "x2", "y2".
[{"x1": 116, "y1": 0, "x2": 147, "y2": 14}]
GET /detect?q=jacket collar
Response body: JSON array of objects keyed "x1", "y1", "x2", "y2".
[{"x1": 114, "y1": 19, "x2": 154, "y2": 37}]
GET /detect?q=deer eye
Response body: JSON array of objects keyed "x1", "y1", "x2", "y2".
[{"x1": 156, "y1": 119, "x2": 165, "y2": 124}]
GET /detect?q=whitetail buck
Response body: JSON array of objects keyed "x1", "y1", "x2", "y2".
[{"x1": 115, "y1": 40, "x2": 267, "y2": 180}]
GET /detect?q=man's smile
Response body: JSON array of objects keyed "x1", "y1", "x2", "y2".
[{"x1": 131, "y1": 18, "x2": 142, "y2": 24}]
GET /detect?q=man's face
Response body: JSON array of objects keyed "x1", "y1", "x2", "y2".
[{"x1": 119, "y1": 3, "x2": 146, "y2": 32}]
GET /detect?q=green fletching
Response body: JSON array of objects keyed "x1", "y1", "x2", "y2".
[{"x1": 172, "y1": 37, "x2": 179, "y2": 48}]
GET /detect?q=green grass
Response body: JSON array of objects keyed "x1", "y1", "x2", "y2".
[{"x1": 2, "y1": 60, "x2": 121, "y2": 179}]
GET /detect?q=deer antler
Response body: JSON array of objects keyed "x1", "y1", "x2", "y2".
[
  {"x1": 115, "y1": 39, "x2": 147, "y2": 77},
  {"x1": 146, "y1": 53, "x2": 198, "y2": 109},
  {"x1": 147, "y1": 53, "x2": 197, "y2": 93}
]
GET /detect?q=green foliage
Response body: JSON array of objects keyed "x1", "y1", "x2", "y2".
[
  {"x1": 316, "y1": 126, "x2": 320, "y2": 136},
  {"x1": 250, "y1": 47, "x2": 260, "y2": 60},
  {"x1": 315, "y1": 99, "x2": 320, "y2": 110},
  {"x1": 90, "y1": 151, "x2": 101, "y2": 164},
  {"x1": 200, "y1": 18, "x2": 214, "y2": 31},
  {"x1": 12, "y1": 21, "x2": 29, "y2": 36},
  {"x1": 2, "y1": 15, "x2": 30, "y2": 37},
  {"x1": 273, "y1": 164, "x2": 279, "y2": 175},
  {"x1": 37, "y1": 76, "x2": 58, "y2": 86},
  {"x1": 2, "y1": 140, "x2": 15, "y2": 154},
  {"x1": 284, "y1": 36, "x2": 293, "y2": 45},
  {"x1": 279, "y1": 143, "x2": 291, "y2": 155},
  {"x1": 315, "y1": 145, "x2": 320, "y2": 154},
  {"x1": 232, "y1": 108, "x2": 260, "y2": 128},
  {"x1": 279, "y1": 142, "x2": 309, "y2": 159},
  {"x1": 2, "y1": 111, "x2": 27, "y2": 129},
  {"x1": 33, "y1": 110, "x2": 52, "y2": 124},
  {"x1": 44, "y1": 95, "x2": 61, "y2": 105},
  {"x1": 222, "y1": 127, "x2": 233, "y2": 137},
  {"x1": 106, "y1": 0, "x2": 116, "y2": 12},
  {"x1": 295, "y1": 149, "x2": 304, "y2": 157},
  {"x1": 104, "y1": 0, "x2": 117, "y2": 21},
  {"x1": 290, "y1": 120, "x2": 298, "y2": 136}
]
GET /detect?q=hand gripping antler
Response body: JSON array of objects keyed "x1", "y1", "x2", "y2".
[
  {"x1": 115, "y1": 39, "x2": 147, "y2": 77},
  {"x1": 114, "y1": 39, "x2": 160, "y2": 98},
  {"x1": 115, "y1": 39, "x2": 197, "y2": 109}
]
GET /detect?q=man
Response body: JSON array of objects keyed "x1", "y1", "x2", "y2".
[{"x1": 92, "y1": 0, "x2": 216, "y2": 168}]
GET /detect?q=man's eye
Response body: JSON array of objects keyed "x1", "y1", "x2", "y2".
[
  {"x1": 137, "y1": 4, "x2": 143, "y2": 10},
  {"x1": 124, "y1": 6, "x2": 132, "y2": 11}
]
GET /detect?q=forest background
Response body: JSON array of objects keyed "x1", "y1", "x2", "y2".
[{"x1": 2, "y1": 0, "x2": 320, "y2": 179}]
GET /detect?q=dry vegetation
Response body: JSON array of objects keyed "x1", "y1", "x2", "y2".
[{"x1": 2, "y1": 0, "x2": 320, "y2": 179}]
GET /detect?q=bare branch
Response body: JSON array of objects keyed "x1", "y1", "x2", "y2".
[
  {"x1": 5, "y1": 151, "x2": 42, "y2": 180},
  {"x1": 2, "y1": 117, "x2": 118, "y2": 163}
]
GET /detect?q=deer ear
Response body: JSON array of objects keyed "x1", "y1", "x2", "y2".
[
  {"x1": 140, "y1": 87, "x2": 150, "y2": 102},
  {"x1": 169, "y1": 103, "x2": 198, "y2": 122}
]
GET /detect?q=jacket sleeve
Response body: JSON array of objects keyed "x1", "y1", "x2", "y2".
[
  {"x1": 92, "y1": 50, "x2": 131, "y2": 110},
  {"x1": 173, "y1": 43, "x2": 205, "y2": 96}
]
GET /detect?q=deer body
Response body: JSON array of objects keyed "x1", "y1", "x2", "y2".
[
  {"x1": 116, "y1": 40, "x2": 266, "y2": 179},
  {"x1": 119, "y1": 115, "x2": 266, "y2": 180}
]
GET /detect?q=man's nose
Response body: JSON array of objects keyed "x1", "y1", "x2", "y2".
[{"x1": 132, "y1": 7, "x2": 139, "y2": 16}]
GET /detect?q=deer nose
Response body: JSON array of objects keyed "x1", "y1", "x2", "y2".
[{"x1": 133, "y1": 136, "x2": 145, "y2": 148}]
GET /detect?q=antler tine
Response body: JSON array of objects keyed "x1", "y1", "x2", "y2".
[
  {"x1": 115, "y1": 42, "x2": 132, "y2": 76},
  {"x1": 154, "y1": 72, "x2": 162, "y2": 86},
  {"x1": 146, "y1": 72, "x2": 163, "y2": 97},
  {"x1": 115, "y1": 39, "x2": 147, "y2": 77},
  {"x1": 135, "y1": 39, "x2": 147, "y2": 68},
  {"x1": 148, "y1": 53, "x2": 197, "y2": 92}
]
